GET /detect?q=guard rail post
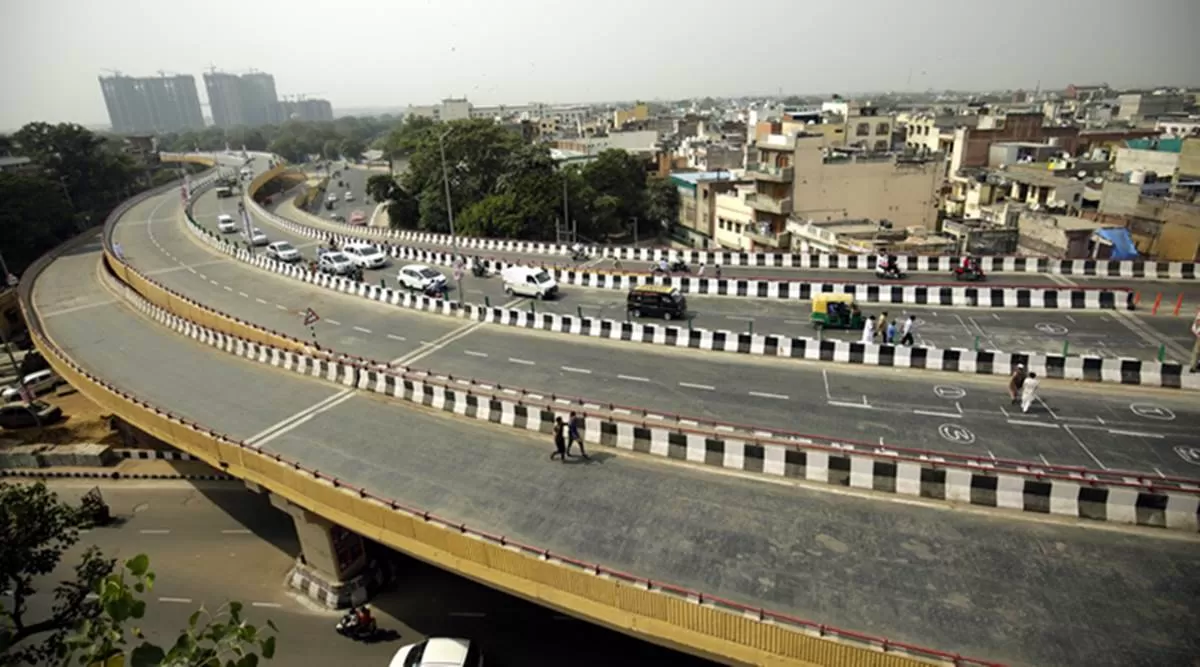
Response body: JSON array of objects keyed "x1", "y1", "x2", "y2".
[
  {"x1": 1158, "y1": 344, "x2": 1166, "y2": 362},
  {"x1": 1173, "y1": 293, "x2": 1184, "y2": 316},
  {"x1": 1152, "y1": 293, "x2": 1163, "y2": 315}
]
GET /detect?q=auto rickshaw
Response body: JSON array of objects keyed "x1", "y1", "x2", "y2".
[{"x1": 810, "y1": 293, "x2": 864, "y2": 330}]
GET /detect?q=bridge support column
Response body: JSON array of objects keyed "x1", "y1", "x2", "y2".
[{"x1": 268, "y1": 493, "x2": 382, "y2": 610}]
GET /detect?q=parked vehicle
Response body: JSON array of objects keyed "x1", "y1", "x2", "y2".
[
  {"x1": 626, "y1": 284, "x2": 687, "y2": 321},
  {"x1": 500, "y1": 266, "x2": 558, "y2": 300},
  {"x1": 0, "y1": 400, "x2": 64, "y2": 429},
  {"x1": 1, "y1": 369, "x2": 60, "y2": 401}
]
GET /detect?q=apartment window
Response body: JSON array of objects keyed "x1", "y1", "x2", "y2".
[
  {"x1": 874, "y1": 140, "x2": 888, "y2": 151},
  {"x1": 877, "y1": 123, "x2": 890, "y2": 135},
  {"x1": 856, "y1": 123, "x2": 869, "y2": 136}
]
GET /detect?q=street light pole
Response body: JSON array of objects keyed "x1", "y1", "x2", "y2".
[{"x1": 438, "y1": 128, "x2": 463, "y2": 304}]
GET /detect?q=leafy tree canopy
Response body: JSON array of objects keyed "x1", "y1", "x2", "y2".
[
  {"x1": 0, "y1": 481, "x2": 276, "y2": 667},
  {"x1": 156, "y1": 117, "x2": 397, "y2": 165}
]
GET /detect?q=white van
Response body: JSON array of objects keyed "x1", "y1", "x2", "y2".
[{"x1": 500, "y1": 266, "x2": 558, "y2": 300}]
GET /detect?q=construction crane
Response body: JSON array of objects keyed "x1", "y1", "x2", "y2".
[
  {"x1": 100, "y1": 68, "x2": 124, "y2": 78},
  {"x1": 156, "y1": 70, "x2": 182, "y2": 77}
]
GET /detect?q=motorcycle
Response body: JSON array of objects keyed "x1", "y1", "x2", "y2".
[
  {"x1": 471, "y1": 263, "x2": 487, "y2": 278},
  {"x1": 423, "y1": 282, "x2": 449, "y2": 299},
  {"x1": 335, "y1": 611, "x2": 377, "y2": 641},
  {"x1": 875, "y1": 266, "x2": 907, "y2": 280},
  {"x1": 668, "y1": 260, "x2": 690, "y2": 274},
  {"x1": 79, "y1": 487, "x2": 111, "y2": 528},
  {"x1": 952, "y1": 262, "x2": 986, "y2": 282}
]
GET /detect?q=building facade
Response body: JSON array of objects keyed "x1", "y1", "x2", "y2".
[
  {"x1": 278, "y1": 98, "x2": 334, "y2": 122},
  {"x1": 240, "y1": 73, "x2": 281, "y2": 127},
  {"x1": 99, "y1": 73, "x2": 204, "y2": 134},
  {"x1": 204, "y1": 72, "x2": 246, "y2": 128},
  {"x1": 204, "y1": 71, "x2": 284, "y2": 128}
]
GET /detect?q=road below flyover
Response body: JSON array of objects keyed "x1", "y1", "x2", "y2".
[
  {"x1": 5, "y1": 481, "x2": 710, "y2": 667},
  {"x1": 139, "y1": 188, "x2": 1200, "y2": 477},
  {"x1": 29, "y1": 225, "x2": 1200, "y2": 667}
]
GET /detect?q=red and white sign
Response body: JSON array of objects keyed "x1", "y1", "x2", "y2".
[{"x1": 303, "y1": 308, "x2": 320, "y2": 326}]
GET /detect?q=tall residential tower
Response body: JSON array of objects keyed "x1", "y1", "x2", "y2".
[{"x1": 99, "y1": 73, "x2": 204, "y2": 134}]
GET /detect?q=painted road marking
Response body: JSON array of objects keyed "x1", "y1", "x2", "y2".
[
  {"x1": 386, "y1": 334, "x2": 406, "y2": 341},
  {"x1": 159, "y1": 597, "x2": 193, "y2": 604},
  {"x1": 933, "y1": 385, "x2": 966, "y2": 400},
  {"x1": 618, "y1": 374, "x2": 650, "y2": 382},
  {"x1": 508, "y1": 357, "x2": 536, "y2": 365},
  {"x1": 749, "y1": 391, "x2": 789, "y2": 400},
  {"x1": 251, "y1": 602, "x2": 283, "y2": 608},
  {"x1": 1175, "y1": 446, "x2": 1200, "y2": 464},
  {"x1": 222, "y1": 285, "x2": 232, "y2": 292},
  {"x1": 275, "y1": 304, "x2": 287, "y2": 310},
  {"x1": 221, "y1": 529, "x2": 252, "y2": 535},
  {"x1": 678, "y1": 382, "x2": 715, "y2": 391},
  {"x1": 1130, "y1": 403, "x2": 1175, "y2": 421},
  {"x1": 255, "y1": 298, "x2": 268, "y2": 304},
  {"x1": 725, "y1": 315, "x2": 755, "y2": 321},
  {"x1": 1062, "y1": 425, "x2": 1107, "y2": 469},
  {"x1": 238, "y1": 291, "x2": 249, "y2": 298},
  {"x1": 913, "y1": 409, "x2": 961, "y2": 419},
  {"x1": 561, "y1": 366, "x2": 591, "y2": 374},
  {"x1": 937, "y1": 423, "x2": 975, "y2": 444},
  {"x1": 463, "y1": 350, "x2": 488, "y2": 358},
  {"x1": 139, "y1": 529, "x2": 170, "y2": 535},
  {"x1": 1107, "y1": 429, "x2": 1165, "y2": 439},
  {"x1": 1007, "y1": 420, "x2": 1059, "y2": 429},
  {"x1": 245, "y1": 389, "x2": 356, "y2": 449},
  {"x1": 352, "y1": 326, "x2": 372, "y2": 334},
  {"x1": 828, "y1": 401, "x2": 873, "y2": 409},
  {"x1": 325, "y1": 319, "x2": 342, "y2": 326}
]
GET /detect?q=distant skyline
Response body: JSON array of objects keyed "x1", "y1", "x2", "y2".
[{"x1": 2, "y1": 0, "x2": 1199, "y2": 131}]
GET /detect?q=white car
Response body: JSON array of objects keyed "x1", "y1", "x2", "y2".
[
  {"x1": 217, "y1": 214, "x2": 237, "y2": 233},
  {"x1": 341, "y1": 242, "x2": 387, "y2": 269},
  {"x1": 245, "y1": 228, "x2": 268, "y2": 247},
  {"x1": 318, "y1": 252, "x2": 355, "y2": 275},
  {"x1": 398, "y1": 264, "x2": 446, "y2": 291},
  {"x1": 326, "y1": 193, "x2": 339, "y2": 204},
  {"x1": 388, "y1": 638, "x2": 482, "y2": 667},
  {"x1": 266, "y1": 241, "x2": 301, "y2": 263},
  {"x1": 344, "y1": 191, "x2": 355, "y2": 201},
  {"x1": 500, "y1": 265, "x2": 558, "y2": 300},
  {"x1": 1, "y1": 370, "x2": 60, "y2": 401}
]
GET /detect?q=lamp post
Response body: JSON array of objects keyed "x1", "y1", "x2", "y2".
[{"x1": 438, "y1": 127, "x2": 464, "y2": 304}]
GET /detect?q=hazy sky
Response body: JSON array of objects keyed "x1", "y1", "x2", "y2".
[{"x1": 2, "y1": 0, "x2": 1198, "y2": 130}]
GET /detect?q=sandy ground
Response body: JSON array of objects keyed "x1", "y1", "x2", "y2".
[{"x1": 0, "y1": 388, "x2": 123, "y2": 447}]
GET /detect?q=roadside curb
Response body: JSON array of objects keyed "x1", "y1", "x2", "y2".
[{"x1": 0, "y1": 468, "x2": 233, "y2": 481}]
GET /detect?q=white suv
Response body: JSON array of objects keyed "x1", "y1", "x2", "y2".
[
  {"x1": 398, "y1": 264, "x2": 446, "y2": 291},
  {"x1": 341, "y1": 242, "x2": 388, "y2": 269},
  {"x1": 266, "y1": 241, "x2": 301, "y2": 263},
  {"x1": 217, "y1": 214, "x2": 236, "y2": 233},
  {"x1": 318, "y1": 252, "x2": 354, "y2": 275}
]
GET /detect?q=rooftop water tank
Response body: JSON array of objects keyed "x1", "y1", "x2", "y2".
[{"x1": 1129, "y1": 170, "x2": 1147, "y2": 185}]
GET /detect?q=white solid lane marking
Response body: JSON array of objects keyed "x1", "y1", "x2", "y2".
[
  {"x1": 828, "y1": 401, "x2": 873, "y2": 409},
  {"x1": 352, "y1": 326, "x2": 372, "y2": 334},
  {"x1": 618, "y1": 374, "x2": 650, "y2": 382},
  {"x1": 251, "y1": 602, "x2": 283, "y2": 608},
  {"x1": 221, "y1": 529, "x2": 252, "y2": 535},
  {"x1": 39, "y1": 300, "x2": 118, "y2": 318},
  {"x1": 561, "y1": 366, "x2": 591, "y2": 374},
  {"x1": 913, "y1": 409, "x2": 961, "y2": 419},
  {"x1": 678, "y1": 382, "x2": 715, "y2": 391},
  {"x1": 1107, "y1": 429, "x2": 1165, "y2": 439},
  {"x1": 245, "y1": 389, "x2": 355, "y2": 448},
  {"x1": 725, "y1": 315, "x2": 755, "y2": 321},
  {"x1": 508, "y1": 357, "x2": 535, "y2": 365},
  {"x1": 464, "y1": 350, "x2": 488, "y2": 357},
  {"x1": 139, "y1": 529, "x2": 170, "y2": 535},
  {"x1": 1065, "y1": 315, "x2": 1076, "y2": 323},
  {"x1": 325, "y1": 319, "x2": 342, "y2": 326},
  {"x1": 386, "y1": 334, "x2": 406, "y2": 341},
  {"x1": 749, "y1": 391, "x2": 789, "y2": 400},
  {"x1": 1062, "y1": 425, "x2": 1108, "y2": 470},
  {"x1": 159, "y1": 597, "x2": 192, "y2": 604},
  {"x1": 1007, "y1": 419, "x2": 1059, "y2": 429}
]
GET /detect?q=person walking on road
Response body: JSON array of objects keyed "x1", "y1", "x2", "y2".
[
  {"x1": 900, "y1": 315, "x2": 916, "y2": 346},
  {"x1": 1008, "y1": 364, "x2": 1027, "y2": 405},
  {"x1": 861, "y1": 316, "x2": 876, "y2": 344},
  {"x1": 1020, "y1": 372, "x2": 1040, "y2": 413},
  {"x1": 884, "y1": 320, "x2": 897, "y2": 345},
  {"x1": 876, "y1": 311, "x2": 889, "y2": 339},
  {"x1": 566, "y1": 412, "x2": 589, "y2": 459},
  {"x1": 550, "y1": 416, "x2": 567, "y2": 462}
]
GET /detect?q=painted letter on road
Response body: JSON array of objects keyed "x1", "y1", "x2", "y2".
[{"x1": 938, "y1": 423, "x2": 975, "y2": 445}]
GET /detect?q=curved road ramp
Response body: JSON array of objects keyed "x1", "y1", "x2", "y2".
[{"x1": 18, "y1": 153, "x2": 1200, "y2": 666}]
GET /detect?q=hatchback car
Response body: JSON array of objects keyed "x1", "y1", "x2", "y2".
[
  {"x1": 217, "y1": 214, "x2": 237, "y2": 233},
  {"x1": 0, "y1": 400, "x2": 64, "y2": 429},
  {"x1": 319, "y1": 252, "x2": 355, "y2": 275},
  {"x1": 266, "y1": 241, "x2": 301, "y2": 263},
  {"x1": 398, "y1": 264, "x2": 446, "y2": 291},
  {"x1": 342, "y1": 242, "x2": 388, "y2": 269},
  {"x1": 245, "y1": 228, "x2": 268, "y2": 246},
  {"x1": 1, "y1": 370, "x2": 60, "y2": 401}
]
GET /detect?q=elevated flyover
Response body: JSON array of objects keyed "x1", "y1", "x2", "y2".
[{"x1": 20, "y1": 155, "x2": 1200, "y2": 666}]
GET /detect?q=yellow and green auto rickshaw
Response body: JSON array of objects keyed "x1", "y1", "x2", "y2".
[{"x1": 810, "y1": 293, "x2": 864, "y2": 330}]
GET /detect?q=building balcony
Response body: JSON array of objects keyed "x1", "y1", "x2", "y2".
[
  {"x1": 746, "y1": 162, "x2": 794, "y2": 182},
  {"x1": 743, "y1": 226, "x2": 792, "y2": 249},
  {"x1": 745, "y1": 193, "x2": 794, "y2": 215}
]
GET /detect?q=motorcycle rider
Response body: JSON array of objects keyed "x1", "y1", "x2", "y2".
[
  {"x1": 570, "y1": 242, "x2": 586, "y2": 261},
  {"x1": 355, "y1": 605, "x2": 376, "y2": 635},
  {"x1": 657, "y1": 258, "x2": 669, "y2": 274}
]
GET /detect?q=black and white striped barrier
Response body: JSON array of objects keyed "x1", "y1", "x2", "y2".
[
  {"x1": 183, "y1": 209, "x2": 1196, "y2": 390},
  {"x1": 242, "y1": 184, "x2": 1197, "y2": 280},
  {"x1": 103, "y1": 266, "x2": 1200, "y2": 532},
  {"x1": 245, "y1": 202, "x2": 1133, "y2": 310},
  {"x1": 0, "y1": 468, "x2": 232, "y2": 481}
]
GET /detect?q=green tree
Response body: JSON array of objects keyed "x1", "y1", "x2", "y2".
[
  {"x1": 12, "y1": 122, "x2": 138, "y2": 218},
  {"x1": 580, "y1": 149, "x2": 647, "y2": 237},
  {"x1": 365, "y1": 173, "x2": 399, "y2": 203},
  {"x1": 340, "y1": 138, "x2": 365, "y2": 162},
  {"x1": 321, "y1": 139, "x2": 340, "y2": 161},
  {"x1": 0, "y1": 172, "x2": 78, "y2": 275},
  {"x1": 643, "y1": 175, "x2": 681, "y2": 237},
  {"x1": 0, "y1": 482, "x2": 276, "y2": 667},
  {"x1": 382, "y1": 116, "x2": 435, "y2": 160},
  {"x1": 386, "y1": 187, "x2": 420, "y2": 231}
]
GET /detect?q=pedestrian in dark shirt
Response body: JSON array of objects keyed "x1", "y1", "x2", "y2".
[
  {"x1": 550, "y1": 416, "x2": 567, "y2": 462},
  {"x1": 566, "y1": 412, "x2": 589, "y2": 459}
]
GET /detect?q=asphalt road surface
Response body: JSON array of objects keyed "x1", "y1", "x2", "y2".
[
  {"x1": 128, "y1": 189, "x2": 1200, "y2": 477},
  {"x1": 210, "y1": 190, "x2": 1198, "y2": 362},
  {"x1": 5, "y1": 481, "x2": 711, "y2": 667},
  {"x1": 29, "y1": 228, "x2": 1200, "y2": 667}
]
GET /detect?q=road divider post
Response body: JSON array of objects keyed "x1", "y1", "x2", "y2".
[
  {"x1": 1173, "y1": 293, "x2": 1184, "y2": 316},
  {"x1": 1152, "y1": 292, "x2": 1163, "y2": 315}
]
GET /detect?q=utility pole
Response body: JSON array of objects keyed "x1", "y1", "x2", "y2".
[{"x1": 438, "y1": 127, "x2": 463, "y2": 304}]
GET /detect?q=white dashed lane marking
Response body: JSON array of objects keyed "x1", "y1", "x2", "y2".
[
  {"x1": 508, "y1": 357, "x2": 536, "y2": 365},
  {"x1": 749, "y1": 391, "x2": 789, "y2": 400},
  {"x1": 464, "y1": 350, "x2": 489, "y2": 358},
  {"x1": 352, "y1": 326, "x2": 371, "y2": 333},
  {"x1": 678, "y1": 382, "x2": 715, "y2": 391},
  {"x1": 255, "y1": 298, "x2": 267, "y2": 304},
  {"x1": 561, "y1": 366, "x2": 591, "y2": 374},
  {"x1": 386, "y1": 334, "x2": 406, "y2": 341},
  {"x1": 618, "y1": 374, "x2": 650, "y2": 382}
]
